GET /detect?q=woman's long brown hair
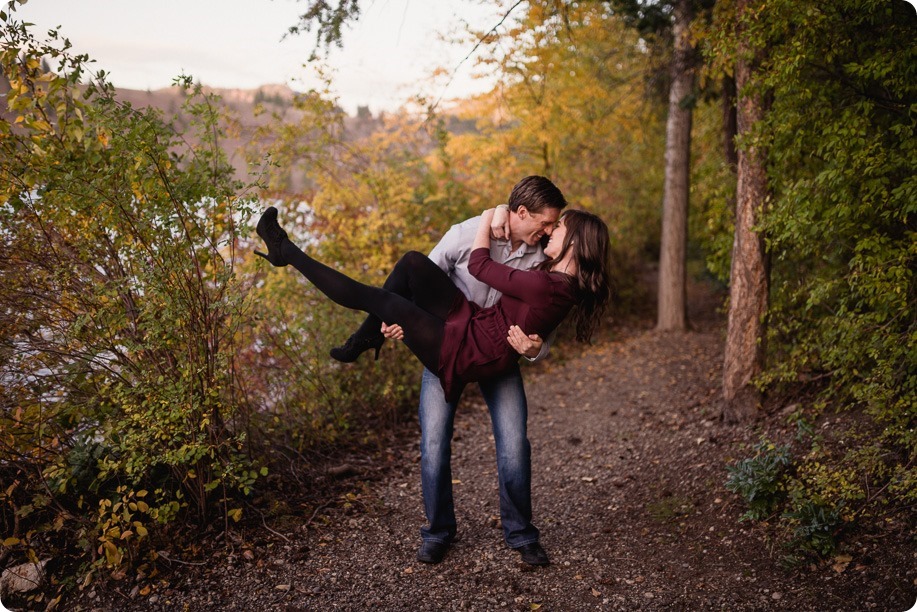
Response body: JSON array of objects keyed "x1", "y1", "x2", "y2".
[{"x1": 537, "y1": 209, "x2": 611, "y2": 342}]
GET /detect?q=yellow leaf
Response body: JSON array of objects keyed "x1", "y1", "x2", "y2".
[
  {"x1": 102, "y1": 541, "x2": 122, "y2": 566},
  {"x1": 832, "y1": 554, "x2": 853, "y2": 573},
  {"x1": 3, "y1": 537, "x2": 20, "y2": 546}
]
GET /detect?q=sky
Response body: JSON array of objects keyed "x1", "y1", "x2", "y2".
[
  {"x1": 14, "y1": 0, "x2": 510, "y2": 115},
  {"x1": 16, "y1": 0, "x2": 916, "y2": 115}
]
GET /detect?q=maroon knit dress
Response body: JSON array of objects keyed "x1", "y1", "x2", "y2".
[{"x1": 437, "y1": 247, "x2": 577, "y2": 402}]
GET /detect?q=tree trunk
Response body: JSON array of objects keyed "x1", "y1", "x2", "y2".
[
  {"x1": 722, "y1": 0, "x2": 770, "y2": 423},
  {"x1": 656, "y1": 0, "x2": 696, "y2": 331},
  {"x1": 722, "y1": 74, "x2": 738, "y2": 170}
]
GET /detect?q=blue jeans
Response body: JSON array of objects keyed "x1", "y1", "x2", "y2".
[{"x1": 418, "y1": 365, "x2": 539, "y2": 549}]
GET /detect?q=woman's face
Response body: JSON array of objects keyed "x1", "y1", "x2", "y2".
[{"x1": 544, "y1": 218, "x2": 567, "y2": 260}]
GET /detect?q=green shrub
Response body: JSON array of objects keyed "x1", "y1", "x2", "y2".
[
  {"x1": 0, "y1": 11, "x2": 261, "y2": 581},
  {"x1": 712, "y1": 0, "x2": 915, "y2": 562},
  {"x1": 781, "y1": 500, "x2": 843, "y2": 562},
  {"x1": 725, "y1": 440, "x2": 792, "y2": 520},
  {"x1": 759, "y1": 0, "x2": 915, "y2": 463}
]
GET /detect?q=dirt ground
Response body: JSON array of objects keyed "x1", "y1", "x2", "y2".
[{"x1": 62, "y1": 281, "x2": 916, "y2": 611}]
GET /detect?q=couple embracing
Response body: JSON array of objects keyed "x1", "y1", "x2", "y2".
[{"x1": 255, "y1": 176, "x2": 610, "y2": 567}]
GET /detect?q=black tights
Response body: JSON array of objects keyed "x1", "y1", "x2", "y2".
[{"x1": 280, "y1": 240, "x2": 460, "y2": 373}]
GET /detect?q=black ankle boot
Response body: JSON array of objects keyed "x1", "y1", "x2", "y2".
[
  {"x1": 254, "y1": 206, "x2": 289, "y2": 267},
  {"x1": 330, "y1": 333, "x2": 384, "y2": 363}
]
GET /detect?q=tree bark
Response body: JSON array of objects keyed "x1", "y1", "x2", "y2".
[
  {"x1": 722, "y1": 74, "x2": 738, "y2": 170},
  {"x1": 722, "y1": 0, "x2": 770, "y2": 423},
  {"x1": 656, "y1": 0, "x2": 696, "y2": 331}
]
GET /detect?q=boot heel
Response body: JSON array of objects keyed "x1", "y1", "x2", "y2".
[{"x1": 330, "y1": 333, "x2": 385, "y2": 363}]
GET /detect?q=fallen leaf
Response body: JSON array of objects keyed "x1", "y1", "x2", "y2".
[
  {"x1": 591, "y1": 587, "x2": 602, "y2": 597},
  {"x1": 832, "y1": 554, "x2": 853, "y2": 573}
]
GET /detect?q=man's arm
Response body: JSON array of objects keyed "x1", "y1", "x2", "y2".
[
  {"x1": 507, "y1": 325, "x2": 542, "y2": 359},
  {"x1": 508, "y1": 326, "x2": 553, "y2": 362},
  {"x1": 381, "y1": 322, "x2": 404, "y2": 340}
]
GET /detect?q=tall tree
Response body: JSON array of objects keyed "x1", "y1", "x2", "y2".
[
  {"x1": 596, "y1": 0, "x2": 715, "y2": 330},
  {"x1": 656, "y1": 0, "x2": 696, "y2": 330},
  {"x1": 721, "y1": 0, "x2": 770, "y2": 422}
]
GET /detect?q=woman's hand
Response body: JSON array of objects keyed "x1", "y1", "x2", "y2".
[
  {"x1": 490, "y1": 205, "x2": 510, "y2": 240},
  {"x1": 473, "y1": 208, "x2": 497, "y2": 252}
]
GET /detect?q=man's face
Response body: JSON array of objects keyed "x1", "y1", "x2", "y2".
[{"x1": 511, "y1": 206, "x2": 561, "y2": 246}]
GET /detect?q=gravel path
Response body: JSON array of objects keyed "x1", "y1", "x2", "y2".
[{"x1": 71, "y1": 283, "x2": 916, "y2": 611}]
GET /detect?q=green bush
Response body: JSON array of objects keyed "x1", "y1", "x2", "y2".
[
  {"x1": 725, "y1": 440, "x2": 792, "y2": 521},
  {"x1": 712, "y1": 0, "x2": 915, "y2": 561},
  {"x1": 0, "y1": 12, "x2": 261, "y2": 581},
  {"x1": 759, "y1": 0, "x2": 915, "y2": 452}
]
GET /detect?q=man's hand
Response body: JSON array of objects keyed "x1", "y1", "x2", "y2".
[
  {"x1": 381, "y1": 322, "x2": 404, "y2": 341},
  {"x1": 490, "y1": 205, "x2": 511, "y2": 240},
  {"x1": 507, "y1": 325, "x2": 542, "y2": 358}
]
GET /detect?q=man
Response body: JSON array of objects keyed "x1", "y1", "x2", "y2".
[{"x1": 383, "y1": 176, "x2": 566, "y2": 566}]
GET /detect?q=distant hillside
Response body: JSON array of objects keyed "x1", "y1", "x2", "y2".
[
  {"x1": 114, "y1": 83, "x2": 349, "y2": 191},
  {"x1": 2, "y1": 77, "x2": 478, "y2": 193}
]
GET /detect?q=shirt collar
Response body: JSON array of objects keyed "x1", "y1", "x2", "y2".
[{"x1": 496, "y1": 238, "x2": 539, "y2": 261}]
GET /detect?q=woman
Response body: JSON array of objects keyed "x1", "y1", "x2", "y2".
[{"x1": 255, "y1": 205, "x2": 610, "y2": 402}]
